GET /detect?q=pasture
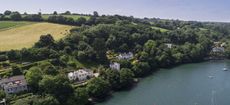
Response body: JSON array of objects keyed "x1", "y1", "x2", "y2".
[
  {"x1": 0, "y1": 21, "x2": 35, "y2": 31},
  {"x1": 151, "y1": 26, "x2": 169, "y2": 32},
  {"x1": 0, "y1": 21, "x2": 73, "y2": 51},
  {"x1": 41, "y1": 14, "x2": 90, "y2": 20}
]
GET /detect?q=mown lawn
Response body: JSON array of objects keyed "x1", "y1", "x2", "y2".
[
  {"x1": 0, "y1": 21, "x2": 35, "y2": 31},
  {"x1": 0, "y1": 22, "x2": 74, "y2": 51}
]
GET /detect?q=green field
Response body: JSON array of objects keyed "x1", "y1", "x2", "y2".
[
  {"x1": 0, "y1": 21, "x2": 74, "y2": 51},
  {"x1": 151, "y1": 26, "x2": 169, "y2": 32},
  {"x1": 199, "y1": 28, "x2": 208, "y2": 31},
  {"x1": 41, "y1": 14, "x2": 90, "y2": 20},
  {"x1": 0, "y1": 21, "x2": 35, "y2": 31}
]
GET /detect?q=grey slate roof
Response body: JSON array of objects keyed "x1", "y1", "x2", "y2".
[{"x1": 0, "y1": 75, "x2": 27, "y2": 89}]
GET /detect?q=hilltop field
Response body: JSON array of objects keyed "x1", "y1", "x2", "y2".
[
  {"x1": 0, "y1": 21, "x2": 35, "y2": 31},
  {"x1": 0, "y1": 21, "x2": 73, "y2": 51},
  {"x1": 41, "y1": 14, "x2": 90, "y2": 20},
  {"x1": 4, "y1": 14, "x2": 90, "y2": 20}
]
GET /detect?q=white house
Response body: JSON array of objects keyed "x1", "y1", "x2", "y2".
[
  {"x1": 68, "y1": 69, "x2": 93, "y2": 81},
  {"x1": 165, "y1": 43, "x2": 173, "y2": 49},
  {"x1": 117, "y1": 52, "x2": 134, "y2": 60},
  {"x1": 212, "y1": 47, "x2": 225, "y2": 53},
  {"x1": 93, "y1": 73, "x2": 100, "y2": 78},
  {"x1": 0, "y1": 75, "x2": 28, "y2": 94},
  {"x1": 110, "y1": 62, "x2": 120, "y2": 71},
  {"x1": 221, "y1": 42, "x2": 226, "y2": 47},
  {"x1": 0, "y1": 98, "x2": 6, "y2": 105}
]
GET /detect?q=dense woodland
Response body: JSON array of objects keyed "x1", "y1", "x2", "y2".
[{"x1": 1, "y1": 10, "x2": 230, "y2": 105}]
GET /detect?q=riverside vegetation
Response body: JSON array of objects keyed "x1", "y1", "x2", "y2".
[{"x1": 1, "y1": 10, "x2": 230, "y2": 105}]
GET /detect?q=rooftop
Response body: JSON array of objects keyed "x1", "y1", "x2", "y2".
[
  {"x1": 0, "y1": 75, "x2": 27, "y2": 89},
  {"x1": 68, "y1": 69, "x2": 93, "y2": 76}
]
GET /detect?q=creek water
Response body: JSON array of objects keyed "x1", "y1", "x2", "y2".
[{"x1": 97, "y1": 60, "x2": 230, "y2": 105}]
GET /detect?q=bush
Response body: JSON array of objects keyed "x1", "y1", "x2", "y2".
[
  {"x1": 0, "y1": 55, "x2": 8, "y2": 62},
  {"x1": 12, "y1": 65, "x2": 22, "y2": 76},
  {"x1": 10, "y1": 12, "x2": 22, "y2": 21}
]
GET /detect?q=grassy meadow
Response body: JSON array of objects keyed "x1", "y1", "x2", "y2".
[
  {"x1": 151, "y1": 26, "x2": 169, "y2": 32},
  {"x1": 41, "y1": 14, "x2": 90, "y2": 20},
  {"x1": 0, "y1": 21, "x2": 36, "y2": 31},
  {"x1": 0, "y1": 21, "x2": 74, "y2": 51}
]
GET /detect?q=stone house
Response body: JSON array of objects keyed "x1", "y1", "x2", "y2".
[{"x1": 0, "y1": 75, "x2": 28, "y2": 94}]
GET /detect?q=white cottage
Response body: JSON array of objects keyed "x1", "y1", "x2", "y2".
[
  {"x1": 165, "y1": 43, "x2": 173, "y2": 49},
  {"x1": 221, "y1": 42, "x2": 226, "y2": 47},
  {"x1": 212, "y1": 47, "x2": 225, "y2": 53},
  {"x1": 110, "y1": 62, "x2": 120, "y2": 71},
  {"x1": 68, "y1": 69, "x2": 93, "y2": 81},
  {"x1": 117, "y1": 52, "x2": 134, "y2": 60}
]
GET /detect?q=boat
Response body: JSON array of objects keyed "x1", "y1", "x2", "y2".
[
  {"x1": 223, "y1": 67, "x2": 228, "y2": 71},
  {"x1": 208, "y1": 76, "x2": 214, "y2": 79}
]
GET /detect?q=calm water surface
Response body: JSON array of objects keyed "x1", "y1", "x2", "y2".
[{"x1": 97, "y1": 60, "x2": 230, "y2": 105}]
